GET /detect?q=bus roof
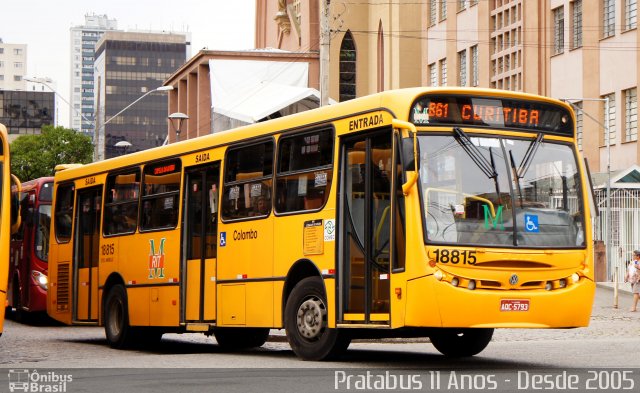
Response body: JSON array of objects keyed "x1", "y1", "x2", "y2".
[{"x1": 53, "y1": 87, "x2": 572, "y2": 183}]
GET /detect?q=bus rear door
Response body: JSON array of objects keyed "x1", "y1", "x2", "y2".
[
  {"x1": 74, "y1": 186, "x2": 102, "y2": 323},
  {"x1": 182, "y1": 163, "x2": 220, "y2": 324}
]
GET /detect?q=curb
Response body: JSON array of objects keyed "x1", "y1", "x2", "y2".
[{"x1": 596, "y1": 282, "x2": 633, "y2": 295}]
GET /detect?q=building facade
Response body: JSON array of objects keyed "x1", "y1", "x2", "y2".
[
  {"x1": 255, "y1": 0, "x2": 423, "y2": 100},
  {"x1": 0, "y1": 39, "x2": 27, "y2": 91},
  {"x1": 69, "y1": 14, "x2": 118, "y2": 136},
  {"x1": 0, "y1": 90, "x2": 54, "y2": 141},
  {"x1": 94, "y1": 31, "x2": 188, "y2": 159}
]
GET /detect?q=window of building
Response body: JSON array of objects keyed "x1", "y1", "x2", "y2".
[
  {"x1": 471, "y1": 45, "x2": 479, "y2": 86},
  {"x1": 458, "y1": 49, "x2": 467, "y2": 87},
  {"x1": 0, "y1": 48, "x2": 3, "y2": 54},
  {"x1": 574, "y1": 101, "x2": 583, "y2": 150},
  {"x1": 429, "y1": 63, "x2": 437, "y2": 86},
  {"x1": 276, "y1": 129, "x2": 333, "y2": 213},
  {"x1": 626, "y1": 0, "x2": 638, "y2": 30},
  {"x1": 440, "y1": 58, "x2": 447, "y2": 86},
  {"x1": 458, "y1": 0, "x2": 468, "y2": 12},
  {"x1": 571, "y1": 0, "x2": 583, "y2": 49},
  {"x1": 293, "y1": 0, "x2": 302, "y2": 26},
  {"x1": 13, "y1": 48, "x2": 23, "y2": 56},
  {"x1": 14, "y1": 62, "x2": 23, "y2": 69},
  {"x1": 603, "y1": 0, "x2": 615, "y2": 38},
  {"x1": 0, "y1": 75, "x2": 4, "y2": 81},
  {"x1": 222, "y1": 140, "x2": 274, "y2": 220},
  {"x1": 140, "y1": 159, "x2": 181, "y2": 231},
  {"x1": 553, "y1": 6, "x2": 564, "y2": 55},
  {"x1": 54, "y1": 183, "x2": 75, "y2": 243},
  {"x1": 339, "y1": 31, "x2": 356, "y2": 102},
  {"x1": 13, "y1": 75, "x2": 21, "y2": 82},
  {"x1": 0, "y1": 61, "x2": 3, "y2": 68},
  {"x1": 603, "y1": 93, "x2": 616, "y2": 145},
  {"x1": 440, "y1": 0, "x2": 447, "y2": 21},
  {"x1": 625, "y1": 88, "x2": 638, "y2": 142},
  {"x1": 429, "y1": 0, "x2": 437, "y2": 26},
  {"x1": 103, "y1": 169, "x2": 140, "y2": 236}
]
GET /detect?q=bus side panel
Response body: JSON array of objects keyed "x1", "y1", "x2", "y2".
[
  {"x1": 47, "y1": 237, "x2": 73, "y2": 325},
  {"x1": 127, "y1": 287, "x2": 150, "y2": 326},
  {"x1": 217, "y1": 215, "x2": 274, "y2": 327},
  {"x1": 119, "y1": 231, "x2": 181, "y2": 327},
  {"x1": 149, "y1": 286, "x2": 180, "y2": 326},
  {"x1": 272, "y1": 210, "x2": 338, "y2": 328}
]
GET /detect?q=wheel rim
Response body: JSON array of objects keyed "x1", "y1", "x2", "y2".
[
  {"x1": 108, "y1": 298, "x2": 123, "y2": 337},
  {"x1": 296, "y1": 296, "x2": 327, "y2": 341}
]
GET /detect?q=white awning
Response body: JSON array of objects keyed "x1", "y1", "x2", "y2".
[
  {"x1": 213, "y1": 82, "x2": 321, "y2": 124},
  {"x1": 209, "y1": 59, "x2": 320, "y2": 124}
]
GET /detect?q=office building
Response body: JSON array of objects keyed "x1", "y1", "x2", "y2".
[
  {"x1": 69, "y1": 14, "x2": 118, "y2": 135},
  {"x1": 0, "y1": 90, "x2": 54, "y2": 141},
  {"x1": 0, "y1": 39, "x2": 27, "y2": 91},
  {"x1": 94, "y1": 31, "x2": 188, "y2": 159}
]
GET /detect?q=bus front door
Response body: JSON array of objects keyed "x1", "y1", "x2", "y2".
[
  {"x1": 183, "y1": 164, "x2": 220, "y2": 323},
  {"x1": 340, "y1": 131, "x2": 392, "y2": 324},
  {"x1": 73, "y1": 187, "x2": 102, "y2": 323}
]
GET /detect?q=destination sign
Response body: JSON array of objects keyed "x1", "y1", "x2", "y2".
[{"x1": 410, "y1": 95, "x2": 574, "y2": 136}]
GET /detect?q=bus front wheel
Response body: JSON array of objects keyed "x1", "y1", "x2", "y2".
[
  {"x1": 284, "y1": 276, "x2": 350, "y2": 361},
  {"x1": 104, "y1": 284, "x2": 135, "y2": 349},
  {"x1": 429, "y1": 328, "x2": 494, "y2": 357}
]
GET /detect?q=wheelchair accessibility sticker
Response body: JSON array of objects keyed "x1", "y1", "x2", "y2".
[
  {"x1": 220, "y1": 232, "x2": 227, "y2": 247},
  {"x1": 524, "y1": 214, "x2": 539, "y2": 233}
]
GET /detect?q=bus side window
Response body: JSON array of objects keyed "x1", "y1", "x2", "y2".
[
  {"x1": 222, "y1": 140, "x2": 273, "y2": 220},
  {"x1": 54, "y1": 183, "x2": 75, "y2": 243},
  {"x1": 103, "y1": 170, "x2": 140, "y2": 236},
  {"x1": 275, "y1": 128, "x2": 334, "y2": 214}
]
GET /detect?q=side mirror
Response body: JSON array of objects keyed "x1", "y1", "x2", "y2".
[{"x1": 401, "y1": 136, "x2": 415, "y2": 172}]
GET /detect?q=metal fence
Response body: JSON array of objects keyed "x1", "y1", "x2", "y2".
[{"x1": 594, "y1": 188, "x2": 640, "y2": 282}]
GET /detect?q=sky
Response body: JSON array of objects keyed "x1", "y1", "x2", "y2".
[{"x1": 3, "y1": 0, "x2": 256, "y2": 127}]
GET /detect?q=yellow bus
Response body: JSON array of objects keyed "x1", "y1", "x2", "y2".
[
  {"x1": 1, "y1": 123, "x2": 22, "y2": 336},
  {"x1": 46, "y1": 88, "x2": 595, "y2": 360}
]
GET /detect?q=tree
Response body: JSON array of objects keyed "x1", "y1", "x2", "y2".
[{"x1": 11, "y1": 125, "x2": 93, "y2": 181}]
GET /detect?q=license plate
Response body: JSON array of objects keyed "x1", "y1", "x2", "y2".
[{"x1": 500, "y1": 299, "x2": 530, "y2": 312}]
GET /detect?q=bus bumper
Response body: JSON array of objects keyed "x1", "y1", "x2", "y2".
[{"x1": 405, "y1": 275, "x2": 595, "y2": 328}]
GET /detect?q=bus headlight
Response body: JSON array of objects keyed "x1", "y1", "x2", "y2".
[
  {"x1": 434, "y1": 270, "x2": 444, "y2": 281},
  {"x1": 467, "y1": 280, "x2": 476, "y2": 290},
  {"x1": 571, "y1": 273, "x2": 580, "y2": 284},
  {"x1": 32, "y1": 271, "x2": 48, "y2": 291},
  {"x1": 451, "y1": 277, "x2": 459, "y2": 287},
  {"x1": 545, "y1": 281, "x2": 553, "y2": 291}
]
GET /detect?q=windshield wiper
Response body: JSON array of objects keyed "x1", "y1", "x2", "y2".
[
  {"x1": 453, "y1": 127, "x2": 502, "y2": 202},
  {"x1": 516, "y1": 133, "x2": 544, "y2": 179},
  {"x1": 453, "y1": 127, "x2": 497, "y2": 179}
]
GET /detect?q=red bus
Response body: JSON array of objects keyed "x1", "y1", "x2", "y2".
[{"x1": 8, "y1": 177, "x2": 53, "y2": 320}]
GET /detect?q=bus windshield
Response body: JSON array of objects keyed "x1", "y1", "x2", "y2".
[{"x1": 419, "y1": 134, "x2": 585, "y2": 248}]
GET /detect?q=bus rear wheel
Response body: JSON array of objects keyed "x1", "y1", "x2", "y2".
[
  {"x1": 104, "y1": 284, "x2": 136, "y2": 349},
  {"x1": 213, "y1": 328, "x2": 270, "y2": 349},
  {"x1": 284, "y1": 276, "x2": 350, "y2": 361},
  {"x1": 429, "y1": 328, "x2": 494, "y2": 357}
]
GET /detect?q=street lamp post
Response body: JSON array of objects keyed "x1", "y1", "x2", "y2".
[
  {"x1": 168, "y1": 112, "x2": 189, "y2": 142},
  {"x1": 95, "y1": 86, "x2": 173, "y2": 161}
]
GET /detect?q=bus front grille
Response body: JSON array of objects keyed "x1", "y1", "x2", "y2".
[{"x1": 56, "y1": 263, "x2": 70, "y2": 312}]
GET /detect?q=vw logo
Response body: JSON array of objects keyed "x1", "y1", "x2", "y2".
[{"x1": 509, "y1": 274, "x2": 519, "y2": 285}]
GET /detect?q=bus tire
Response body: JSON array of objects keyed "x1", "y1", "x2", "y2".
[
  {"x1": 429, "y1": 328, "x2": 494, "y2": 357},
  {"x1": 213, "y1": 328, "x2": 270, "y2": 349},
  {"x1": 104, "y1": 284, "x2": 135, "y2": 349},
  {"x1": 284, "y1": 276, "x2": 350, "y2": 361}
]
